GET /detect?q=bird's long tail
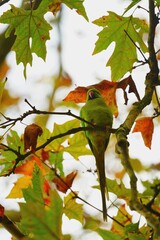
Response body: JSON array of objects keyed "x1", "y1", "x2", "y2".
[{"x1": 95, "y1": 153, "x2": 108, "y2": 221}]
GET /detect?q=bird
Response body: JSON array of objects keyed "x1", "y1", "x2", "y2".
[{"x1": 80, "y1": 88, "x2": 113, "y2": 221}]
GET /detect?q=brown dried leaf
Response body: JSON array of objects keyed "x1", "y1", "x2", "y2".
[
  {"x1": 117, "y1": 75, "x2": 140, "y2": 105},
  {"x1": 53, "y1": 171, "x2": 77, "y2": 193},
  {"x1": 24, "y1": 124, "x2": 43, "y2": 152}
]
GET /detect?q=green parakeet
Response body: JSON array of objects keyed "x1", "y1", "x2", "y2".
[{"x1": 80, "y1": 88, "x2": 113, "y2": 221}]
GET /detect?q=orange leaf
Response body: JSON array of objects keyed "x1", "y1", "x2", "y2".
[
  {"x1": 15, "y1": 156, "x2": 45, "y2": 176},
  {"x1": 132, "y1": 117, "x2": 154, "y2": 149},
  {"x1": 0, "y1": 205, "x2": 4, "y2": 217},
  {"x1": 53, "y1": 171, "x2": 77, "y2": 193},
  {"x1": 115, "y1": 169, "x2": 125, "y2": 179},
  {"x1": 63, "y1": 80, "x2": 118, "y2": 116},
  {"x1": 63, "y1": 86, "x2": 87, "y2": 103},
  {"x1": 0, "y1": 62, "x2": 9, "y2": 79},
  {"x1": 24, "y1": 123, "x2": 43, "y2": 153}
]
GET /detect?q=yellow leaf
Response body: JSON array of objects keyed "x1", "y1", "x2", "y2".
[
  {"x1": 7, "y1": 176, "x2": 32, "y2": 199},
  {"x1": 63, "y1": 192, "x2": 84, "y2": 223}
]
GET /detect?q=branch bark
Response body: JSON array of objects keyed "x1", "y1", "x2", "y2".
[{"x1": 116, "y1": 0, "x2": 160, "y2": 237}]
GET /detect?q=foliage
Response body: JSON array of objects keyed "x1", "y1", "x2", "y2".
[{"x1": 0, "y1": 0, "x2": 160, "y2": 239}]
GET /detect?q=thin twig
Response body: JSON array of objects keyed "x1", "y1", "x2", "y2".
[
  {"x1": 0, "y1": 99, "x2": 95, "y2": 128},
  {"x1": 124, "y1": 29, "x2": 148, "y2": 63},
  {"x1": 43, "y1": 161, "x2": 124, "y2": 227}
]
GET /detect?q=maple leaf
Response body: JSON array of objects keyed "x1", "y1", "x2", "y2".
[
  {"x1": 49, "y1": 0, "x2": 88, "y2": 20},
  {"x1": 123, "y1": 0, "x2": 141, "y2": 15},
  {"x1": 6, "y1": 175, "x2": 32, "y2": 199},
  {"x1": 63, "y1": 77, "x2": 140, "y2": 117},
  {"x1": 15, "y1": 155, "x2": 45, "y2": 176},
  {"x1": 20, "y1": 170, "x2": 63, "y2": 239},
  {"x1": 132, "y1": 117, "x2": 154, "y2": 149},
  {"x1": 111, "y1": 204, "x2": 132, "y2": 236},
  {"x1": 63, "y1": 80, "x2": 118, "y2": 116},
  {"x1": 93, "y1": 12, "x2": 148, "y2": 80},
  {"x1": 117, "y1": 75, "x2": 140, "y2": 104},
  {"x1": 64, "y1": 192, "x2": 83, "y2": 223},
  {"x1": 24, "y1": 123, "x2": 43, "y2": 153},
  {"x1": 0, "y1": 0, "x2": 52, "y2": 77},
  {"x1": 62, "y1": 0, "x2": 88, "y2": 21},
  {"x1": 49, "y1": 0, "x2": 61, "y2": 15},
  {"x1": 53, "y1": 171, "x2": 77, "y2": 193}
]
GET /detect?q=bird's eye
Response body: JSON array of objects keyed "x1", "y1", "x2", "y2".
[{"x1": 89, "y1": 91, "x2": 94, "y2": 99}]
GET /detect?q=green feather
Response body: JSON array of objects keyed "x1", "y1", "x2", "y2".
[{"x1": 80, "y1": 88, "x2": 113, "y2": 221}]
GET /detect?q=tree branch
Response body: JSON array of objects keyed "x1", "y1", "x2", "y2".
[
  {"x1": 115, "y1": 0, "x2": 160, "y2": 237},
  {"x1": 0, "y1": 215, "x2": 25, "y2": 239},
  {"x1": 0, "y1": 99, "x2": 95, "y2": 128}
]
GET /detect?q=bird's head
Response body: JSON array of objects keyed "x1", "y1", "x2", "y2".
[{"x1": 87, "y1": 88, "x2": 102, "y2": 100}]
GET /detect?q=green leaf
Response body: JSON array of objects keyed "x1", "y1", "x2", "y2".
[
  {"x1": 62, "y1": 0, "x2": 88, "y2": 21},
  {"x1": 123, "y1": 0, "x2": 141, "y2": 15},
  {"x1": 130, "y1": 158, "x2": 144, "y2": 172},
  {"x1": 0, "y1": 0, "x2": 52, "y2": 77},
  {"x1": 20, "y1": 169, "x2": 63, "y2": 239},
  {"x1": 64, "y1": 192, "x2": 84, "y2": 223},
  {"x1": 142, "y1": 178, "x2": 160, "y2": 206},
  {"x1": 97, "y1": 229, "x2": 123, "y2": 240},
  {"x1": 125, "y1": 222, "x2": 139, "y2": 234},
  {"x1": 84, "y1": 216, "x2": 101, "y2": 231},
  {"x1": 107, "y1": 178, "x2": 131, "y2": 202},
  {"x1": 49, "y1": 151, "x2": 64, "y2": 176},
  {"x1": 22, "y1": 166, "x2": 44, "y2": 202},
  {"x1": 93, "y1": 12, "x2": 148, "y2": 80},
  {"x1": 49, "y1": 119, "x2": 91, "y2": 159},
  {"x1": 0, "y1": 130, "x2": 24, "y2": 175},
  {"x1": 0, "y1": 152, "x2": 16, "y2": 175},
  {"x1": 155, "y1": 0, "x2": 160, "y2": 6},
  {"x1": 139, "y1": 224, "x2": 153, "y2": 239},
  {"x1": 50, "y1": 119, "x2": 80, "y2": 151},
  {"x1": 112, "y1": 204, "x2": 132, "y2": 236},
  {"x1": 124, "y1": 222, "x2": 147, "y2": 240},
  {"x1": 64, "y1": 131, "x2": 91, "y2": 159},
  {"x1": 48, "y1": 190, "x2": 63, "y2": 238},
  {"x1": 7, "y1": 130, "x2": 24, "y2": 153}
]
